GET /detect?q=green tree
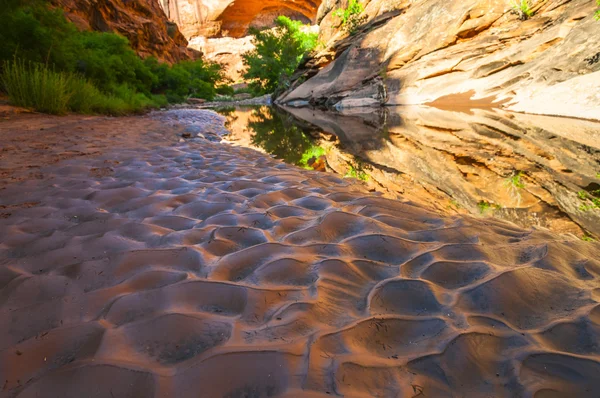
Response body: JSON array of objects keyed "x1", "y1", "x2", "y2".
[{"x1": 242, "y1": 16, "x2": 317, "y2": 95}]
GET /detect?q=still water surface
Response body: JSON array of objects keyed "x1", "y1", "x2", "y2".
[{"x1": 213, "y1": 105, "x2": 600, "y2": 239}]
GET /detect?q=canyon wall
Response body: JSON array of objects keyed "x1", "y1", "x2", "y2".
[
  {"x1": 279, "y1": 0, "x2": 600, "y2": 120},
  {"x1": 159, "y1": 0, "x2": 321, "y2": 38},
  {"x1": 52, "y1": 0, "x2": 199, "y2": 63}
]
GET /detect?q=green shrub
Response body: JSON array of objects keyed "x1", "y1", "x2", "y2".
[
  {"x1": 67, "y1": 77, "x2": 106, "y2": 114},
  {"x1": 299, "y1": 146, "x2": 326, "y2": 169},
  {"x1": 1, "y1": 59, "x2": 72, "y2": 114},
  {"x1": 242, "y1": 16, "x2": 318, "y2": 95},
  {"x1": 333, "y1": 0, "x2": 366, "y2": 34},
  {"x1": 1, "y1": 59, "x2": 162, "y2": 115},
  {"x1": 146, "y1": 58, "x2": 226, "y2": 101},
  {"x1": 233, "y1": 86, "x2": 254, "y2": 95},
  {"x1": 0, "y1": 0, "x2": 226, "y2": 114},
  {"x1": 216, "y1": 85, "x2": 235, "y2": 96}
]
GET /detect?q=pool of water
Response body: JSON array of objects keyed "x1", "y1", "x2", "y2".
[{"x1": 214, "y1": 104, "x2": 600, "y2": 239}]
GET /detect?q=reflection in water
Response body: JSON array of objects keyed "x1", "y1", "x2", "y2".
[
  {"x1": 216, "y1": 106, "x2": 326, "y2": 168},
  {"x1": 215, "y1": 105, "x2": 600, "y2": 239},
  {"x1": 247, "y1": 107, "x2": 314, "y2": 165}
]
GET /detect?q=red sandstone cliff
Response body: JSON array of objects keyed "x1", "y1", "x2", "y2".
[{"x1": 51, "y1": 0, "x2": 199, "y2": 63}]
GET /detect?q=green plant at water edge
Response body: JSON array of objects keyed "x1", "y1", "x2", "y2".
[
  {"x1": 242, "y1": 16, "x2": 318, "y2": 95},
  {"x1": 0, "y1": 0, "x2": 227, "y2": 114},
  {"x1": 344, "y1": 164, "x2": 369, "y2": 182},
  {"x1": 299, "y1": 146, "x2": 327, "y2": 169},
  {"x1": 511, "y1": 0, "x2": 534, "y2": 20},
  {"x1": 1, "y1": 59, "x2": 71, "y2": 114},
  {"x1": 333, "y1": 0, "x2": 366, "y2": 34},
  {"x1": 1, "y1": 59, "x2": 165, "y2": 115}
]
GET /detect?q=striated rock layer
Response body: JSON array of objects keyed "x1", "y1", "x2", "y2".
[
  {"x1": 1, "y1": 110, "x2": 600, "y2": 397},
  {"x1": 52, "y1": 0, "x2": 199, "y2": 62},
  {"x1": 279, "y1": 0, "x2": 600, "y2": 120}
]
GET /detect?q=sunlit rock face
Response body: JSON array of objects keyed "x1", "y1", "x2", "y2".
[
  {"x1": 160, "y1": 0, "x2": 321, "y2": 38},
  {"x1": 52, "y1": 0, "x2": 198, "y2": 63},
  {"x1": 279, "y1": 0, "x2": 600, "y2": 120}
]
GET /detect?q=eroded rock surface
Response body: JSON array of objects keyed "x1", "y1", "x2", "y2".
[
  {"x1": 280, "y1": 0, "x2": 600, "y2": 119},
  {"x1": 52, "y1": 0, "x2": 198, "y2": 62}
]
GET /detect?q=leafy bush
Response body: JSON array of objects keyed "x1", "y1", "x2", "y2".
[
  {"x1": 145, "y1": 57, "x2": 226, "y2": 102},
  {"x1": 0, "y1": 0, "x2": 225, "y2": 114},
  {"x1": 242, "y1": 16, "x2": 318, "y2": 95},
  {"x1": 299, "y1": 146, "x2": 326, "y2": 169},
  {"x1": 333, "y1": 0, "x2": 366, "y2": 34},
  {"x1": 216, "y1": 85, "x2": 235, "y2": 96}
]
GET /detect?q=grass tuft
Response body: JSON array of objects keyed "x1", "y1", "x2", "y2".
[
  {"x1": 1, "y1": 59, "x2": 164, "y2": 115},
  {"x1": 1, "y1": 59, "x2": 71, "y2": 114},
  {"x1": 511, "y1": 0, "x2": 534, "y2": 20}
]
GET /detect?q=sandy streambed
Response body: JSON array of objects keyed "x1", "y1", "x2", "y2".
[{"x1": 0, "y1": 110, "x2": 599, "y2": 397}]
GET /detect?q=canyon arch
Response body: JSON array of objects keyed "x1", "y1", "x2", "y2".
[{"x1": 160, "y1": 0, "x2": 322, "y2": 39}]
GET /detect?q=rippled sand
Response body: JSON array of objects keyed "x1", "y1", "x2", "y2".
[{"x1": 1, "y1": 110, "x2": 599, "y2": 397}]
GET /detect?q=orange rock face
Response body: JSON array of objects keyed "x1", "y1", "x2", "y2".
[
  {"x1": 52, "y1": 0, "x2": 200, "y2": 63},
  {"x1": 160, "y1": 0, "x2": 322, "y2": 38}
]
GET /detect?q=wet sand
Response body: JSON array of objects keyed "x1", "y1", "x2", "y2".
[{"x1": 1, "y1": 110, "x2": 600, "y2": 397}]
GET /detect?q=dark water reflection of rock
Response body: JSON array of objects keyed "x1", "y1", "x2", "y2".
[{"x1": 215, "y1": 105, "x2": 600, "y2": 239}]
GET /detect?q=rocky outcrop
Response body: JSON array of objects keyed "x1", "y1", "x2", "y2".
[
  {"x1": 279, "y1": 0, "x2": 600, "y2": 120},
  {"x1": 159, "y1": 0, "x2": 322, "y2": 38},
  {"x1": 52, "y1": 0, "x2": 199, "y2": 63},
  {"x1": 280, "y1": 104, "x2": 600, "y2": 237},
  {"x1": 189, "y1": 36, "x2": 255, "y2": 81}
]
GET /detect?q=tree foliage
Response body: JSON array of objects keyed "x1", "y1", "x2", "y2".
[
  {"x1": 242, "y1": 16, "x2": 317, "y2": 95},
  {"x1": 0, "y1": 0, "x2": 226, "y2": 114}
]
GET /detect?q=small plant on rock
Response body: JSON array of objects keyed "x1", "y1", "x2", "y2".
[
  {"x1": 511, "y1": 0, "x2": 534, "y2": 20},
  {"x1": 333, "y1": 0, "x2": 366, "y2": 34},
  {"x1": 596, "y1": 0, "x2": 600, "y2": 20},
  {"x1": 577, "y1": 190, "x2": 600, "y2": 212},
  {"x1": 505, "y1": 171, "x2": 525, "y2": 189}
]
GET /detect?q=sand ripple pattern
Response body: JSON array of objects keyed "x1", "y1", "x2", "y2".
[{"x1": 1, "y1": 133, "x2": 600, "y2": 397}]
